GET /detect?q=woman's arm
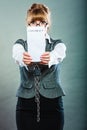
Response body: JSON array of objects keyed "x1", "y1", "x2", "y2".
[
  {"x1": 12, "y1": 43, "x2": 32, "y2": 67},
  {"x1": 40, "y1": 43, "x2": 66, "y2": 67},
  {"x1": 49, "y1": 43, "x2": 66, "y2": 67}
]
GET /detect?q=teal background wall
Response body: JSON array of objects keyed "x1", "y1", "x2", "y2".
[{"x1": 0, "y1": 0, "x2": 86, "y2": 130}]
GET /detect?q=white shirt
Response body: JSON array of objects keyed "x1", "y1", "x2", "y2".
[{"x1": 12, "y1": 34, "x2": 66, "y2": 68}]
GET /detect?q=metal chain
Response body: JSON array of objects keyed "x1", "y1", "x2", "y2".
[
  {"x1": 32, "y1": 64, "x2": 41, "y2": 122},
  {"x1": 28, "y1": 63, "x2": 41, "y2": 122},
  {"x1": 34, "y1": 76, "x2": 40, "y2": 122}
]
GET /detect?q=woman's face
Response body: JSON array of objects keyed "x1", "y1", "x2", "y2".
[{"x1": 28, "y1": 20, "x2": 48, "y2": 27}]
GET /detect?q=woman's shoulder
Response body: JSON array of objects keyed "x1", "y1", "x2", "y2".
[
  {"x1": 15, "y1": 39, "x2": 27, "y2": 46},
  {"x1": 14, "y1": 39, "x2": 27, "y2": 50},
  {"x1": 15, "y1": 39, "x2": 26, "y2": 44},
  {"x1": 49, "y1": 37, "x2": 66, "y2": 49},
  {"x1": 50, "y1": 37, "x2": 63, "y2": 44}
]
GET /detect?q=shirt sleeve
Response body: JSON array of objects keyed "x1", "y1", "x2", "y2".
[
  {"x1": 12, "y1": 44, "x2": 27, "y2": 67},
  {"x1": 48, "y1": 43, "x2": 66, "y2": 68}
]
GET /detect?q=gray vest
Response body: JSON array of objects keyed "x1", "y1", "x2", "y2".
[{"x1": 15, "y1": 38, "x2": 65, "y2": 99}]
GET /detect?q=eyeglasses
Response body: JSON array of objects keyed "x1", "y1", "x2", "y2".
[{"x1": 28, "y1": 20, "x2": 48, "y2": 27}]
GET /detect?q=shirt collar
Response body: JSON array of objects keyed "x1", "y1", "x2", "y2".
[{"x1": 45, "y1": 33, "x2": 51, "y2": 43}]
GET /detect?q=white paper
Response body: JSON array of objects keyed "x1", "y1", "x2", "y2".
[{"x1": 27, "y1": 26, "x2": 46, "y2": 62}]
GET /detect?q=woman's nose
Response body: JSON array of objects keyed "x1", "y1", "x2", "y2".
[{"x1": 36, "y1": 21, "x2": 40, "y2": 26}]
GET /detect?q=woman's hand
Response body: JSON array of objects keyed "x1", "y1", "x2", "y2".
[
  {"x1": 40, "y1": 52, "x2": 50, "y2": 65},
  {"x1": 23, "y1": 52, "x2": 32, "y2": 65}
]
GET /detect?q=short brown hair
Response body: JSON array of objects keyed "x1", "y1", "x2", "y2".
[{"x1": 26, "y1": 3, "x2": 51, "y2": 26}]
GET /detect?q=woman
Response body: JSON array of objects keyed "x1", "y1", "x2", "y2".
[{"x1": 12, "y1": 3, "x2": 66, "y2": 130}]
